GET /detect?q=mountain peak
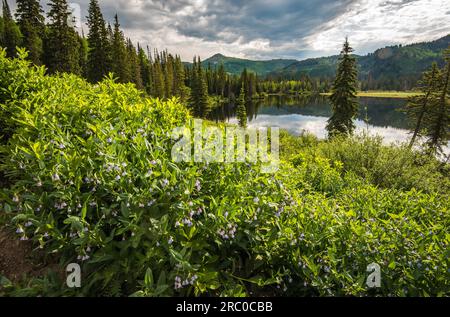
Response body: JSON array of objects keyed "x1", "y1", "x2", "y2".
[{"x1": 209, "y1": 53, "x2": 226, "y2": 59}]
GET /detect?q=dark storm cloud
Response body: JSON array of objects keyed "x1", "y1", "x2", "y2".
[
  {"x1": 170, "y1": 0, "x2": 358, "y2": 44},
  {"x1": 49, "y1": 0, "x2": 358, "y2": 44}
]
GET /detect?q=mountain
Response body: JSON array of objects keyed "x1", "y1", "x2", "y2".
[
  {"x1": 202, "y1": 53, "x2": 297, "y2": 76},
  {"x1": 271, "y1": 34, "x2": 450, "y2": 90}
]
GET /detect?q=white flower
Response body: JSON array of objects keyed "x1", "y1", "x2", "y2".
[
  {"x1": 52, "y1": 174, "x2": 60, "y2": 182},
  {"x1": 253, "y1": 197, "x2": 260, "y2": 204},
  {"x1": 168, "y1": 237, "x2": 174, "y2": 245},
  {"x1": 16, "y1": 228, "x2": 24, "y2": 234},
  {"x1": 25, "y1": 221, "x2": 33, "y2": 228}
]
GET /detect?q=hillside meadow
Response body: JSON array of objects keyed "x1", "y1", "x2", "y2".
[{"x1": 0, "y1": 51, "x2": 449, "y2": 297}]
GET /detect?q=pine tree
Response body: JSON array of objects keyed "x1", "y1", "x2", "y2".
[
  {"x1": 189, "y1": 57, "x2": 210, "y2": 117},
  {"x1": 138, "y1": 45, "x2": 151, "y2": 93},
  {"x1": 425, "y1": 48, "x2": 450, "y2": 155},
  {"x1": 236, "y1": 85, "x2": 247, "y2": 128},
  {"x1": 86, "y1": 0, "x2": 111, "y2": 82},
  {"x1": 173, "y1": 55, "x2": 187, "y2": 100},
  {"x1": 406, "y1": 63, "x2": 441, "y2": 147},
  {"x1": 152, "y1": 51, "x2": 165, "y2": 98},
  {"x1": 2, "y1": 0, "x2": 22, "y2": 58},
  {"x1": 326, "y1": 38, "x2": 359, "y2": 138},
  {"x1": 15, "y1": 0, "x2": 44, "y2": 64},
  {"x1": 45, "y1": 0, "x2": 80, "y2": 74},
  {"x1": 127, "y1": 39, "x2": 143, "y2": 89},
  {"x1": 164, "y1": 52, "x2": 174, "y2": 97},
  {"x1": 111, "y1": 14, "x2": 130, "y2": 83}
]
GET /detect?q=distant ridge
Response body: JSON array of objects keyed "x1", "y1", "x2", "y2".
[{"x1": 196, "y1": 34, "x2": 450, "y2": 90}]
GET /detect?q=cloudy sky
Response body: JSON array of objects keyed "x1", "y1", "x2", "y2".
[{"x1": 8, "y1": 0, "x2": 450, "y2": 61}]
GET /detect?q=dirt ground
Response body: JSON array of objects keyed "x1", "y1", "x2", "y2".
[{"x1": 0, "y1": 227, "x2": 60, "y2": 283}]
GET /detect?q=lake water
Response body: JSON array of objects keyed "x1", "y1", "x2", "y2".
[{"x1": 210, "y1": 95, "x2": 449, "y2": 154}]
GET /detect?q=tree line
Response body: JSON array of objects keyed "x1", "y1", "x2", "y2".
[{"x1": 0, "y1": 0, "x2": 316, "y2": 121}]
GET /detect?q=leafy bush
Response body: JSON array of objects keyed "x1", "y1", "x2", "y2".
[
  {"x1": 316, "y1": 134, "x2": 450, "y2": 194},
  {"x1": 0, "y1": 52, "x2": 449, "y2": 297}
]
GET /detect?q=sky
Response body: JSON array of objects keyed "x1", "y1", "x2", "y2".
[{"x1": 7, "y1": 0, "x2": 450, "y2": 61}]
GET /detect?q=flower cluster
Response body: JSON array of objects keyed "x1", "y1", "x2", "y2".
[
  {"x1": 218, "y1": 223, "x2": 238, "y2": 240},
  {"x1": 174, "y1": 275, "x2": 198, "y2": 290}
]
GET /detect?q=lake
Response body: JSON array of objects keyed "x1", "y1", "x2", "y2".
[{"x1": 210, "y1": 95, "x2": 449, "y2": 154}]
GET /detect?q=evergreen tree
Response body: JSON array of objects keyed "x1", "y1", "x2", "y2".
[
  {"x1": 189, "y1": 57, "x2": 210, "y2": 117},
  {"x1": 326, "y1": 38, "x2": 359, "y2": 138},
  {"x1": 164, "y1": 51, "x2": 174, "y2": 97},
  {"x1": 138, "y1": 45, "x2": 151, "y2": 93},
  {"x1": 406, "y1": 63, "x2": 441, "y2": 148},
  {"x1": 425, "y1": 48, "x2": 450, "y2": 155},
  {"x1": 111, "y1": 14, "x2": 130, "y2": 83},
  {"x1": 173, "y1": 55, "x2": 187, "y2": 100},
  {"x1": 2, "y1": 0, "x2": 22, "y2": 58},
  {"x1": 152, "y1": 51, "x2": 165, "y2": 98},
  {"x1": 86, "y1": 0, "x2": 111, "y2": 82},
  {"x1": 45, "y1": 0, "x2": 80, "y2": 74},
  {"x1": 236, "y1": 85, "x2": 247, "y2": 128},
  {"x1": 15, "y1": 0, "x2": 44, "y2": 64},
  {"x1": 127, "y1": 38, "x2": 143, "y2": 89}
]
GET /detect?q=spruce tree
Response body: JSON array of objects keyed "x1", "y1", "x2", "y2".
[
  {"x1": 326, "y1": 38, "x2": 359, "y2": 138},
  {"x1": 2, "y1": 0, "x2": 22, "y2": 58},
  {"x1": 111, "y1": 14, "x2": 130, "y2": 83},
  {"x1": 127, "y1": 39, "x2": 143, "y2": 89},
  {"x1": 15, "y1": 0, "x2": 44, "y2": 64},
  {"x1": 138, "y1": 45, "x2": 151, "y2": 92},
  {"x1": 164, "y1": 52, "x2": 174, "y2": 97},
  {"x1": 425, "y1": 48, "x2": 450, "y2": 155},
  {"x1": 173, "y1": 55, "x2": 187, "y2": 100},
  {"x1": 152, "y1": 51, "x2": 165, "y2": 98},
  {"x1": 189, "y1": 57, "x2": 210, "y2": 117},
  {"x1": 405, "y1": 63, "x2": 441, "y2": 147},
  {"x1": 86, "y1": 0, "x2": 111, "y2": 82},
  {"x1": 45, "y1": 0, "x2": 80, "y2": 74},
  {"x1": 236, "y1": 85, "x2": 248, "y2": 128}
]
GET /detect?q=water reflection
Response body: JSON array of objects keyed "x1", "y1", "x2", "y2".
[{"x1": 210, "y1": 95, "x2": 411, "y2": 143}]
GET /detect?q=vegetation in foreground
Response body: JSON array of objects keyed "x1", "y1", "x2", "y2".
[{"x1": 0, "y1": 51, "x2": 449, "y2": 297}]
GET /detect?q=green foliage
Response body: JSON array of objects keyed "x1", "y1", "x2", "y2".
[
  {"x1": 44, "y1": 0, "x2": 80, "y2": 75},
  {"x1": 86, "y1": 0, "x2": 111, "y2": 83},
  {"x1": 2, "y1": 0, "x2": 22, "y2": 59},
  {"x1": 327, "y1": 39, "x2": 359, "y2": 138},
  {"x1": 236, "y1": 86, "x2": 247, "y2": 128},
  {"x1": 15, "y1": 0, "x2": 45, "y2": 65},
  {"x1": 315, "y1": 134, "x2": 450, "y2": 194},
  {"x1": 189, "y1": 57, "x2": 211, "y2": 118},
  {"x1": 0, "y1": 52, "x2": 449, "y2": 297}
]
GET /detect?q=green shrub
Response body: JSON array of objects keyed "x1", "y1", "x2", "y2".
[{"x1": 316, "y1": 134, "x2": 450, "y2": 194}]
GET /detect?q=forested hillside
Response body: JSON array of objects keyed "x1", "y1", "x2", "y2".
[
  {"x1": 270, "y1": 35, "x2": 450, "y2": 90},
  {"x1": 201, "y1": 53, "x2": 297, "y2": 76}
]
